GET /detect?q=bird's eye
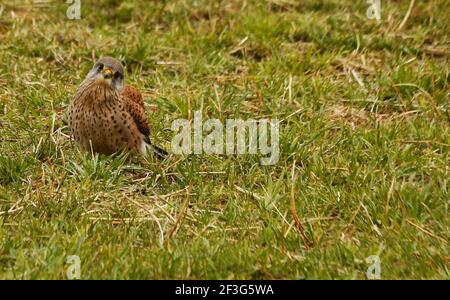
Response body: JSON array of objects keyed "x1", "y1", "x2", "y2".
[{"x1": 97, "y1": 63, "x2": 104, "y2": 71}]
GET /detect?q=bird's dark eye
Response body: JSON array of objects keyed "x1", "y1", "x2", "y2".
[{"x1": 97, "y1": 63, "x2": 104, "y2": 71}]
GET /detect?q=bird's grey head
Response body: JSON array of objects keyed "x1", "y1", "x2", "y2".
[{"x1": 86, "y1": 57, "x2": 125, "y2": 91}]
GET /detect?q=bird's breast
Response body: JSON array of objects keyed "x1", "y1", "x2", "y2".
[{"x1": 68, "y1": 85, "x2": 143, "y2": 155}]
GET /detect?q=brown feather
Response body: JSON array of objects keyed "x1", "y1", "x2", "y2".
[
  {"x1": 121, "y1": 85, "x2": 151, "y2": 138},
  {"x1": 68, "y1": 81, "x2": 144, "y2": 155}
]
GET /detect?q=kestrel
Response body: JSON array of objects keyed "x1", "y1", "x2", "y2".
[{"x1": 68, "y1": 57, "x2": 167, "y2": 158}]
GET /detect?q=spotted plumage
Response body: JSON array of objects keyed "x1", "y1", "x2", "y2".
[{"x1": 68, "y1": 57, "x2": 166, "y2": 158}]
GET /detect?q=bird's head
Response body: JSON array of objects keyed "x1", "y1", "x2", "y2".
[{"x1": 86, "y1": 57, "x2": 124, "y2": 91}]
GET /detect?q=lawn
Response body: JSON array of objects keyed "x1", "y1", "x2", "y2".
[{"x1": 0, "y1": 0, "x2": 448, "y2": 279}]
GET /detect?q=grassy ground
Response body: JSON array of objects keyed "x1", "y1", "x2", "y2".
[{"x1": 0, "y1": 0, "x2": 448, "y2": 279}]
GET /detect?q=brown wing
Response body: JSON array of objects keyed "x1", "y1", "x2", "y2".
[{"x1": 121, "y1": 85, "x2": 151, "y2": 138}]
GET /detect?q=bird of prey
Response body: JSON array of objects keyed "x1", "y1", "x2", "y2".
[{"x1": 68, "y1": 57, "x2": 167, "y2": 158}]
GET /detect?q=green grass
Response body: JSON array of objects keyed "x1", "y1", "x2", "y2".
[{"x1": 0, "y1": 0, "x2": 448, "y2": 279}]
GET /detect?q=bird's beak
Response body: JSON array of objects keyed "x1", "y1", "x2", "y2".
[{"x1": 101, "y1": 67, "x2": 113, "y2": 79}]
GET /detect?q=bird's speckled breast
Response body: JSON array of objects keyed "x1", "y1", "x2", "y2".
[{"x1": 68, "y1": 82, "x2": 144, "y2": 155}]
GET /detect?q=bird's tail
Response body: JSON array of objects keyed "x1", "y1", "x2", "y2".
[
  {"x1": 151, "y1": 143, "x2": 168, "y2": 159},
  {"x1": 143, "y1": 135, "x2": 168, "y2": 159}
]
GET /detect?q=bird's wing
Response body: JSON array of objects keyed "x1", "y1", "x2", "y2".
[
  {"x1": 121, "y1": 85, "x2": 168, "y2": 158},
  {"x1": 121, "y1": 84, "x2": 151, "y2": 137}
]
